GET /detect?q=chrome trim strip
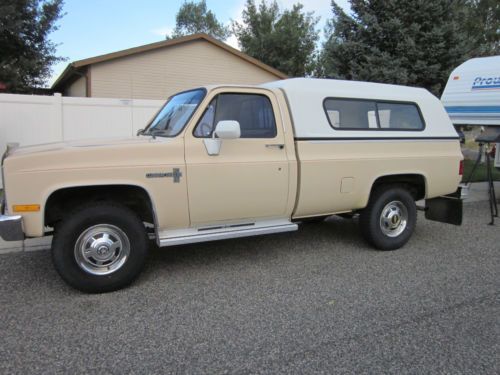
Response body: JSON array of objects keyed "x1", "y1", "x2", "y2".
[
  {"x1": 159, "y1": 222, "x2": 298, "y2": 247},
  {"x1": 198, "y1": 222, "x2": 255, "y2": 231},
  {"x1": 295, "y1": 136, "x2": 459, "y2": 142}
]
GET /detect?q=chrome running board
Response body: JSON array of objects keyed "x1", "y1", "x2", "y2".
[{"x1": 158, "y1": 218, "x2": 298, "y2": 247}]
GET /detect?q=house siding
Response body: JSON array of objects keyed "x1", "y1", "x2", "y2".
[
  {"x1": 89, "y1": 39, "x2": 280, "y2": 99},
  {"x1": 64, "y1": 76, "x2": 86, "y2": 97}
]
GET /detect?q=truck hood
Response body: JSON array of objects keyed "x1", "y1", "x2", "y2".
[
  {"x1": 7, "y1": 137, "x2": 156, "y2": 157},
  {"x1": 4, "y1": 136, "x2": 179, "y2": 173}
]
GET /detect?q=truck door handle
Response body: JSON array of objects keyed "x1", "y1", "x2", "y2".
[{"x1": 266, "y1": 144, "x2": 285, "y2": 149}]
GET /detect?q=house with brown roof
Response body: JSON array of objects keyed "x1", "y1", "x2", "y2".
[{"x1": 52, "y1": 33, "x2": 286, "y2": 100}]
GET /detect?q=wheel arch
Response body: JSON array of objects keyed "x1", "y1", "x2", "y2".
[
  {"x1": 44, "y1": 183, "x2": 159, "y2": 232},
  {"x1": 367, "y1": 173, "x2": 428, "y2": 204}
]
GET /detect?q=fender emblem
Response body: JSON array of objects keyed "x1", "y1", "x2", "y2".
[{"x1": 146, "y1": 168, "x2": 182, "y2": 183}]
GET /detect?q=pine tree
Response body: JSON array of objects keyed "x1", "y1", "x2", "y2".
[
  {"x1": 233, "y1": 0, "x2": 319, "y2": 77},
  {"x1": 319, "y1": 0, "x2": 472, "y2": 96},
  {"x1": 167, "y1": 0, "x2": 231, "y2": 40},
  {"x1": 463, "y1": 0, "x2": 499, "y2": 56},
  {"x1": 0, "y1": 0, "x2": 65, "y2": 92}
]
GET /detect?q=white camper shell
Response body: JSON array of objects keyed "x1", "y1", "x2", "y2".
[{"x1": 264, "y1": 78, "x2": 457, "y2": 139}]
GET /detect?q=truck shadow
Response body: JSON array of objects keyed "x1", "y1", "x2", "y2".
[
  {"x1": 141, "y1": 216, "x2": 367, "y2": 282},
  {"x1": 0, "y1": 216, "x2": 366, "y2": 295},
  {"x1": 2, "y1": 206, "x2": 490, "y2": 295}
]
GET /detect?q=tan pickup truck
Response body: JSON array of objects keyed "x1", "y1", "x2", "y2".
[{"x1": 0, "y1": 78, "x2": 463, "y2": 292}]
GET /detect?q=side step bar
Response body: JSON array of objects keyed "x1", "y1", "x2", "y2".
[{"x1": 158, "y1": 219, "x2": 298, "y2": 247}]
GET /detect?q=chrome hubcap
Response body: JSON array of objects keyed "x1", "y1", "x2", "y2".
[
  {"x1": 74, "y1": 224, "x2": 130, "y2": 275},
  {"x1": 379, "y1": 201, "x2": 408, "y2": 237}
]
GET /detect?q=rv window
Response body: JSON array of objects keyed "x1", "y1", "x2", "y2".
[{"x1": 376, "y1": 102, "x2": 424, "y2": 130}]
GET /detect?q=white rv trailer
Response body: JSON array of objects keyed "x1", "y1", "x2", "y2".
[{"x1": 441, "y1": 55, "x2": 500, "y2": 167}]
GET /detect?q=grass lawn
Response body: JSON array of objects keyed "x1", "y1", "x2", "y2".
[{"x1": 462, "y1": 159, "x2": 500, "y2": 183}]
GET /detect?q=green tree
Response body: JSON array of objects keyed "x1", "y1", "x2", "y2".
[
  {"x1": 233, "y1": 0, "x2": 319, "y2": 77},
  {"x1": 0, "y1": 0, "x2": 64, "y2": 93},
  {"x1": 463, "y1": 0, "x2": 499, "y2": 56},
  {"x1": 168, "y1": 0, "x2": 231, "y2": 40},
  {"x1": 319, "y1": 0, "x2": 472, "y2": 96}
]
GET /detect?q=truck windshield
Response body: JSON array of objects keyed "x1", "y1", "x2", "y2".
[{"x1": 143, "y1": 89, "x2": 205, "y2": 137}]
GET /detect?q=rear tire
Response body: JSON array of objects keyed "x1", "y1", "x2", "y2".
[
  {"x1": 52, "y1": 202, "x2": 149, "y2": 293},
  {"x1": 359, "y1": 186, "x2": 417, "y2": 250}
]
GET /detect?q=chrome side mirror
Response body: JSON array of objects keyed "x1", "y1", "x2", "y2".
[{"x1": 203, "y1": 121, "x2": 241, "y2": 156}]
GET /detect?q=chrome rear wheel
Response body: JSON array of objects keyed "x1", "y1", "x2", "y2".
[
  {"x1": 359, "y1": 186, "x2": 416, "y2": 250},
  {"x1": 379, "y1": 201, "x2": 408, "y2": 238}
]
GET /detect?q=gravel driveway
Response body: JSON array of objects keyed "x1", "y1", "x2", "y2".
[{"x1": 1, "y1": 202, "x2": 499, "y2": 374}]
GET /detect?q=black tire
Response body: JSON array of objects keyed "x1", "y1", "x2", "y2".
[
  {"x1": 359, "y1": 186, "x2": 417, "y2": 250},
  {"x1": 51, "y1": 202, "x2": 149, "y2": 293}
]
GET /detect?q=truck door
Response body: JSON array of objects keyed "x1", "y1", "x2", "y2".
[{"x1": 184, "y1": 89, "x2": 290, "y2": 226}]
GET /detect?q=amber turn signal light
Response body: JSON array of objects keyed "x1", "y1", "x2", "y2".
[{"x1": 12, "y1": 204, "x2": 40, "y2": 212}]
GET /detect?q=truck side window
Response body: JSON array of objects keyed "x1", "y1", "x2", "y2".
[
  {"x1": 194, "y1": 93, "x2": 277, "y2": 138},
  {"x1": 193, "y1": 98, "x2": 217, "y2": 137},
  {"x1": 377, "y1": 102, "x2": 424, "y2": 130},
  {"x1": 324, "y1": 99, "x2": 377, "y2": 129},
  {"x1": 324, "y1": 98, "x2": 424, "y2": 131}
]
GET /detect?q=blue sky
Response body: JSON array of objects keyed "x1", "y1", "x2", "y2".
[{"x1": 49, "y1": 0, "x2": 350, "y2": 86}]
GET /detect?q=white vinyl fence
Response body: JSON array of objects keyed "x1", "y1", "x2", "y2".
[{"x1": 0, "y1": 93, "x2": 164, "y2": 184}]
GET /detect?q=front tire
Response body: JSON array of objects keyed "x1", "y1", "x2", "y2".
[
  {"x1": 359, "y1": 186, "x2": 417, "y2": 250},
  {"x1": 52, "y1": 202, "x2": 149, "y2": 293}
]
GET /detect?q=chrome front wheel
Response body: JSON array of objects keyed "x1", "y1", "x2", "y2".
[
  {"x1": 52, "y1": 202, "x2": 149, "y2": 293},
  {"x1": 74, "y1": 224, "x2": 131, "y2": 275}
]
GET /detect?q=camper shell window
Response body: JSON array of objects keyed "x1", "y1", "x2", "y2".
[{"x1": 323, "y1": 98, "x2": 425, "y2": 131}]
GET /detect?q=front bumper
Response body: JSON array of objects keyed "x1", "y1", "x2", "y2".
[
  {"x1": 0, "y1": 214, "x2": 24, "y2": 241},
  {"x1": 1, "y1": 143, "x2": 24, "y2": 241}
]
